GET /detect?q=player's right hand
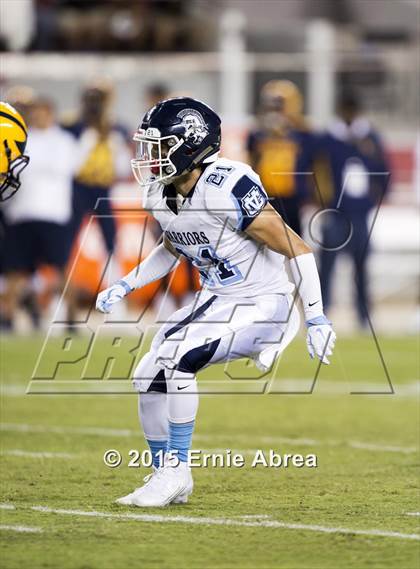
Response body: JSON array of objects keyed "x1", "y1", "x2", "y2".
[{"x1": 95, "y1": 280, "x2": 131, "y2": 313}]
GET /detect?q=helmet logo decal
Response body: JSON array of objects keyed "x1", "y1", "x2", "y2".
[{"x1": 177, "y1": 108, "x2": 208, "y2": 145}]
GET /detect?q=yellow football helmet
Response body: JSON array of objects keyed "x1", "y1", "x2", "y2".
[
  {"x1": 0, "y1": 101, "x2": 30, "y2": 201},
  {"x1": 260, "y1": 80, "x2": 303, "y2": 118}
]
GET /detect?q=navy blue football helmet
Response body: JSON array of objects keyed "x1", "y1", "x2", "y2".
[{"x1": 131, "y1": 97, "x2": 221, "y2": 186}]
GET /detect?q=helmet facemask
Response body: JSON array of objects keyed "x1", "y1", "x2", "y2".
[
  {"x1": 131, "y1": 128, "x2": 184, "y2": 187},
  {"x1": 0, "y1": 142, "x2": 30, "y2": 202}
]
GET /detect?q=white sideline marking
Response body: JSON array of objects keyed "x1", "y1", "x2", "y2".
[
  {"x1": 1, "y1": 422, "x2": 418, "y2": 455},
  {"x1": 405, "y1": 512, "x2": 420, "y2": 517},
  {"x1": 0, "y1": 504, "x2": 16, "y2": 510},
  {"x1": 2, "y1": 449, "x2": 75, "y2": 459},
  {"x1": 28, "y1": 505, "x2": 420, "y2": 541},
  {"x1": 0, "y1": 524, "x2": 43, "y2": 533}
]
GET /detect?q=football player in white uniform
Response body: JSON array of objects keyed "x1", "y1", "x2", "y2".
[{"x1": 96, "y1": 97, "x2": 336, "y2": 507}]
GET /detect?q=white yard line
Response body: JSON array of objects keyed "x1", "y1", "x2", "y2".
[
  {"x1": 2, "y1": 449, "x2": 75, "y2": 459},
  {"x1": 237, "y1": 514, "x2": 272, "y2": 519},
  {"x1": 1, "y1": 422, "x2": 418, "y2": 455},
  {"x1": 0, "y1": 422, "x2": 135, "y2": 437},
  {"x1": 0, "y1": 524, "x2": 43, "y2": 533},
  {"x1": 260, "y1": 436, "x2": 319, "y2": 446},
  {"x1": 2, "y1": 380, "x2": 419, "y2": 397},
  {"x1": 258, "y1": 436, "x2": 418, "y2": 454},
  {"x1": 26, "y1": 505, "x2": 419, "y2": 541},
  {"x1": 348, "y1": 441, "x2": 418, "y2": 454},
  {"x1": 405, "y1": 512, "x2": 420, "y2": 517},
  {"x1": 268, "y1": 380, "x2": 420, "y2": 396},
  {"x1": 1, "y1": 385, "x2": 26, "y2": 396},
  {"x1": 1, "y1": 501, "x2": 418, "y2": 540}
]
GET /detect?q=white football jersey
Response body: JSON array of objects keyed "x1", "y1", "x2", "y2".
[{"x1": 143, "y1": 157, "x2": 294, "y2": 298}]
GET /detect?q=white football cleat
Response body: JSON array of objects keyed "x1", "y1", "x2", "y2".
[
  {"x1": 116, "y1": 455, "x2": 193, "y2": 507},
  {"x1": 115, "y1": 470, "x2": 155, "y2": 506}
]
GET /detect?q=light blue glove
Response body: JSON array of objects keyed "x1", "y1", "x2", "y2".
[
  {"x1": 306, "y1": 315, "x2": 336, "y2": 365},
  {"x1": 96, "y1": 280, "x2": 132, "y2": 314}
]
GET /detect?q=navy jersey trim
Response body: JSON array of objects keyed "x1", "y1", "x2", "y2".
[
  {"x1": 175, "y1": 338, "x2": 221, "y2": 373},
  {"x1": 164, "y1": 295, "x2": 217, "y2": 339},
  {"x1": 147, "y1": 369, "x2": 167, "y2": 393}
]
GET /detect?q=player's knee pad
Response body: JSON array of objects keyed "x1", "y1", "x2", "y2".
[{"x1": 132, "y1": 351, "x2": 167, "y2": 393}]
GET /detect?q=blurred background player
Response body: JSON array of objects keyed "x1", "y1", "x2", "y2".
[
  {"x1": 2, "y1": 85, "x2": 36, "y2": 125},
  {"x1": 1, "y1": 96, "x2": 76, "y2": 331},
  {"x1": 65, "y1": 79, "x2": 131, "y2": 258},
  {"x1": 63, "y1": 78, "x2": 131, "y2": 322},
  {"x1": 144, "y1": 82, "x2": 170, "y2": 110},
  {"x1": 247, "y1": 80, "x2": 316, "y2": 235},
  {"x1": 316, "y1": 90, "x2": 390, "y2": 329}
]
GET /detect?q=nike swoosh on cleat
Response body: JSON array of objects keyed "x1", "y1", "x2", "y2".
[
  {"x1": 308, "y1": 301, "x2": 320, "y2": 307},
  {"x1": 177, "y1": 385, "x2": 191, "y2": 391}
]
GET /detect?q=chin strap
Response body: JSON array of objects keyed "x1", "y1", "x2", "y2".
[{"x1": 202, "y1": 151, "x2": 219, "y2": 164}]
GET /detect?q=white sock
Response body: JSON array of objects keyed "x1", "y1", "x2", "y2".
[{"x1": 138, "y1": 392, "x2": 168, "y2": 468}]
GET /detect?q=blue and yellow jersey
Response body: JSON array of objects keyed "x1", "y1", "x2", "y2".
[
  {"x1": 63, "y1": 121, "x2": 130, "y2": 189},
  {"x1": 247, "y1": 128, "x2": 316, "y2": 200},
  {"x1": 75, "y1": 138, "x2": 115, "y2": 187}
]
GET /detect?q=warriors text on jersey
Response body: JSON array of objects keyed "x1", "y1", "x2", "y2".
[{"x1": 143, "y1": 158, "x2": 294, "y2": 298}]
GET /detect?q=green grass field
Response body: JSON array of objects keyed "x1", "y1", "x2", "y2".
[{"x1": 0, "y1": 334, "x2": 419, "y2": 569}]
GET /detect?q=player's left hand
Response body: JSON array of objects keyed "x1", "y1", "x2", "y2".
[
  {"x1": 306, "y1": 316, "x2": 336, "y2": 365},
  {"x1": 96, "y1": 280, "x2": 131, "y2": 314}
]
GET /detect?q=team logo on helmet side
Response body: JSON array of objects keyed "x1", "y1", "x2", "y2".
[{"x1": 177, "y1": 108, "x2": 209, "y2": 145}]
